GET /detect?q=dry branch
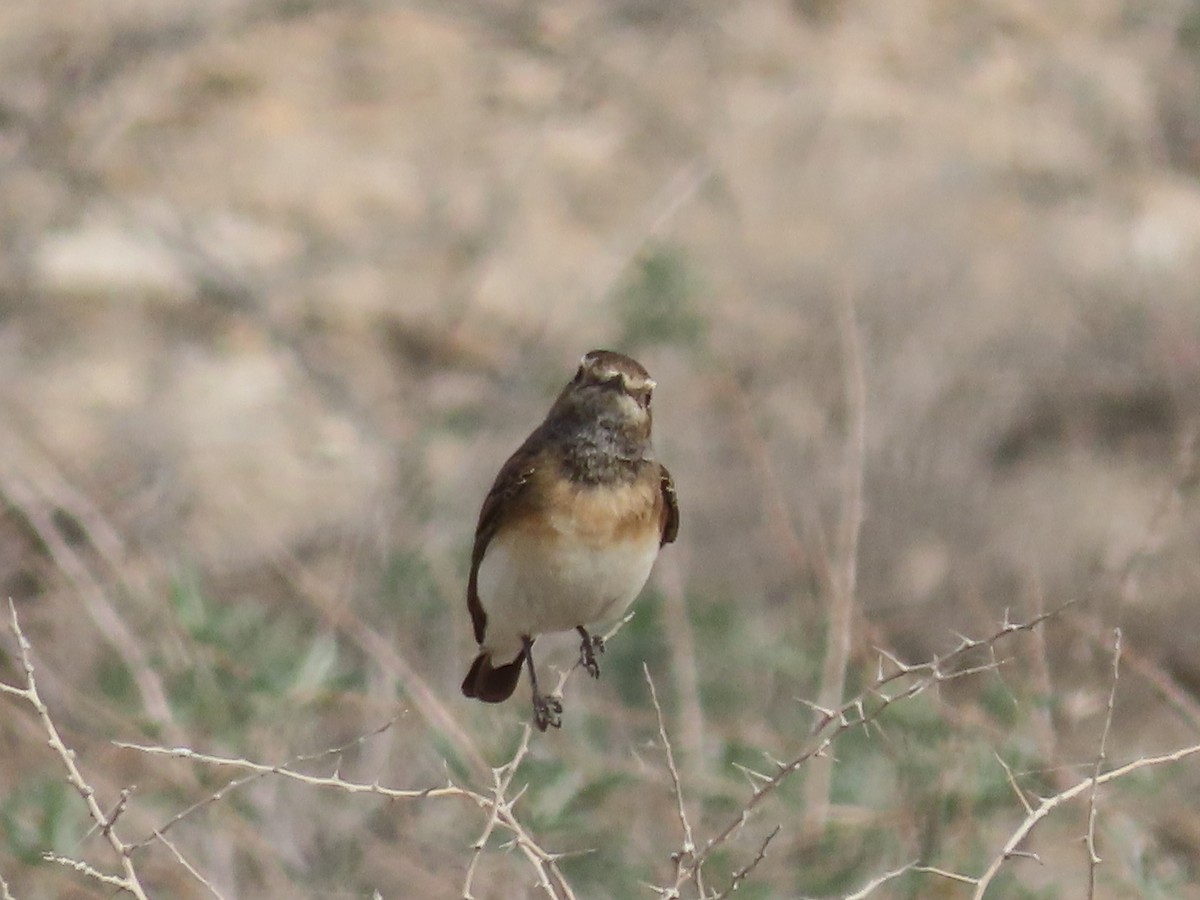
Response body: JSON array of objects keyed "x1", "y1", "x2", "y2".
[
  {"x1": 125, "y1": 719, "x2": 398, "y2": 848},
  {"x1": 710, "y1": 824, "x2": 780, "y2": 900},
  {"x1": 663, "y1": 605, "x2": 1070, "y2": 895},
  {"x1": 969, "y1": 742, "x2": 1200, "y2": 899},
  {"x1": 0, "y1": 472, "x2": 178, "y2": 739},
  {"x1": 836, "y1": 860, "x2": 919, "y2": 899},
  {"x1": 805, "y1": 281, "x2": 867, "y2": 830},
  {"x1": 151, "y1": 831, "x2": 229, "y2": 900},
  {"x1": 1085, "y1": 628, "x2": 1121, "y2": 897},
  {"x1": 1, "y1": 600, "x2": 150, "y2": 898},
  {"x1": 119, "y1": 724, "x2": 578, "y2": 899},
  {"x1": 644, "y1": 665, "x2": 702, "y2": 898}
]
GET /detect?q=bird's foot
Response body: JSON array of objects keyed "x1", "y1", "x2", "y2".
[
  {"x1": 532, "y1": 692, "x2": 563, "y2": 732},
  {"x1": 578, "y1": 629, "x2": 605, "y2": 679}
]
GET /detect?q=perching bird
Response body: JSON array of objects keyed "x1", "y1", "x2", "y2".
[{"x1": 461, "y1": 350, "x2": 679, "y2": 730}]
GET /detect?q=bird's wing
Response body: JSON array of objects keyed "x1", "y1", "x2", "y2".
[
  {"x1": 659, "y1": 465, "x2": 680, "y2": 546},
  {"x1": 467, "y1": 441, "x2": 541, "y2": 644}
]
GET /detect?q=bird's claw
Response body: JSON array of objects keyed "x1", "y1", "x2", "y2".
[
  {"x1": 532, "y1": 693, "x2": 563, "y2": 731},
  {"x1": 579, "y1": 632, "x2": 605, "y2": 679}
]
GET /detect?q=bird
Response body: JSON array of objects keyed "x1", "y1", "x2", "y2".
[{"x1": 461, "y1": 349, "x2": 679, "y2": 731}]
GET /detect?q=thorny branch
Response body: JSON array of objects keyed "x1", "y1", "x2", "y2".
[
  {"x1": 119, "y1": 736, "x2": 577, "y2": 899},
  {"x1": 151, "y1": 830, "x2": 229, "y2": 900},
  {"x1": 968, "y1": 742, "x2": 1200, "y2": 899},
  {"x1": 3, "y1": 596, "x2": 578, "y2": 898},
  {"x1": 1085, "y1": 628, "x2": 1121, "y2": 898},
  {"x1": 131, "y1": 720, "x2": 397, "y2": 848},
  {"x1": 461, "y1": 725, "x2": 578, "y2": 900},
  {"x1": 662, "y1": 604, "x2": 1071, "y2": 895},
  {"x1": 8, "y1": 583, "x2": 1198, "y2": 900},
  {"x1": 1, "y1": 600, "x2": 150, "y2": 898},
  {"x1": 710, "y1": 825, "x2": 780, "y2": 900},
  {"x1": 644, "y1": 665, "x2": 703, "y2": 898}
]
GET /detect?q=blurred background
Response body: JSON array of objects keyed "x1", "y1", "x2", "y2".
[{"x1": 3, "y1": 1, "x2": 1200, "y2": 897}]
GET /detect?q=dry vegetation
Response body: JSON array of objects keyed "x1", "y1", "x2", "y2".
[{"x1": 3, "y1": 1, "x2": 1200, "y2": 897}]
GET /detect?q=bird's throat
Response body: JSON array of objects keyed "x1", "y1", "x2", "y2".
[{"x1": 556, "y1": 429, "x2": 647, "y2": 485}]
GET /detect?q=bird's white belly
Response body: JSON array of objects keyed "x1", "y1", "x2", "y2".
[{"x1": 477, "y1": 527, "x2": 659, "y2": 661}]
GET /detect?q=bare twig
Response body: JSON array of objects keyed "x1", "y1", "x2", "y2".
[
  {"x1": 42, "y1": 854, "x2": 132, "y2": 891},
  {"x1": 994, "y1": 752, "x2": 1034, "y2": 816},
  {"x1": 151, "y1": 831, "x2": 229, "y2": 900},
  {"x1": 665, "y1": 606, "x2": 1069, "y2": 895},
  {"x1": 971, "y1": 742, "x2": 1200, "y2": 899},
  {"x1": 0, "y1": 870, "x2": 17, "y2": 900},
  {"x1": 710, "y1": 825, "x2": 780, "y2": 900},
  {"x1": 115, "y1": 741, "x2": 470, "y2": 801},
  {"x1": 465, "y1": 726, "x2": 579, "y2": 900},
  {"x1": 81, "y1": 787, "x2": 135, "y2": 843},
  {"x1": 119, "y1": 728, "x2": 577, "y2": 899},
  {"x1": 1023, "y1": 571, "x2": 1059, "y2": 767},
  {"x1": 128, "y1": 719, "x2": 398, "y2": 848},
  {"x1": 0, "y1": 472, "x2": 178, "y2": 739},
  {"x1": 1064, "y1": 610, "x2": 1200, "y2": 732},
  {"x1": 912, "y1": 865, "x2": 979, "y2": 886},
  {"x1": 588, "y1": 158, "x2": 714, "y2": 305},
  {"x1": 1085, "y1": 628, "x2": 1121, "y2": 898},
  {"x1": 805, "y1": 281, "x2": 867, "y2": 831},
  {"x1": 659, "y1": 550, "x2": 706, "y2": 786},
  {"x1": 2, "y1": 600, "x2": 150, "y2": 899},
  {"x1": 644, "y1": 665, "x2": 701, "y2": 896},
  {"x1": 837, "y1": 859, "x2": 918, "y2": 899},
  {"x1": 1115, "y1": 425, "x2": 1197, "y2": 610},
  {"x1": 464, "y1": 725, "x2": 538, "y2": 899}
]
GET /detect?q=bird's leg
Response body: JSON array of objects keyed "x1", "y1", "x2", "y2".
[
  {"x1": 576, "y1": 626, "x2": 605, "y2": 679},
  {"x1": 523, "y1": 635, "x2": 562, "y2": 731}
]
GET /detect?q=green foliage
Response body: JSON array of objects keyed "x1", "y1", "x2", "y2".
[
  {"x1": 439, "y1": 403, "x2": 487, "y2": 437},
  {"x1": 616, "y1": 243, "x2": 707, "y2": 348},
  {"x1": 1178, "y1": 1, "x2": 1200, "y2": 54},
  {"x1": 378, "y1": 549, "x2": 445, "y2": 651},
  {"x1": 0, "y1": 778, "x2": 81, "y2": 863},
  {"x1": 165, "y1": 571, "x2": 352, "y2": 739},
  {"x1": 304, "y1": 832, "x2": 365, "y2": 891},
  {"x1": 601, "y1": 589, "x2": 667, "y2": 706},
  {"x1": 96, "y1": 651, "x2": 137, "y2": 707},
  {"x1": 790, "y1": 823, "x2": 904, "y2": 896}
]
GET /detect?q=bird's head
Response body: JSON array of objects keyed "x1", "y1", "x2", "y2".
[{"x1": 548, "y1": 349, "x2": 656, "y2": 445}]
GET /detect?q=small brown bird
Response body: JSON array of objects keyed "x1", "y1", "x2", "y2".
[{"x1": 461, "y1": 350, "x2": 679, "y2": 730}]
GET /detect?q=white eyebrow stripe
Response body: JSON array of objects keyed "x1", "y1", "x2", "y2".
[
  {"x1": 580, "y1": 353, "x2": 654, "y2": 390},
  {"x1": 622, "y1": 374, "x2": 655, "y2": 391}
]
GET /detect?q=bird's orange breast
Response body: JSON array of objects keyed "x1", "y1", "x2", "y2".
[{"x1": 512, "y1": 467, "x2": 664, "y2": 547}]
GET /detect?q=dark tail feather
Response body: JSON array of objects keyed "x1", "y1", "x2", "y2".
[{"x1": 461, "y1": 649, "x2": 526, "y2": 703}]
